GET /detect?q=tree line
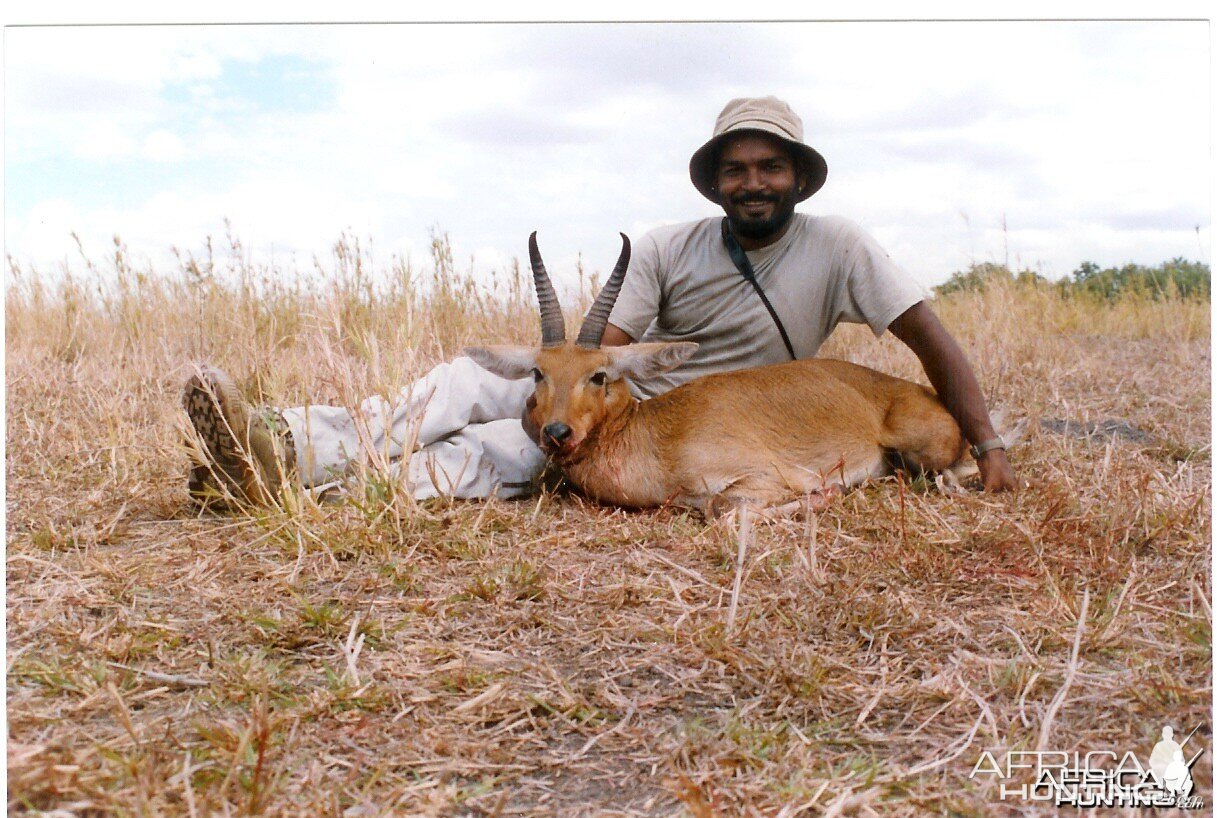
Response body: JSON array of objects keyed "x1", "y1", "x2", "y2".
[{"x1": 934, "y1": 258, "x2": 1210, "y2": 301}]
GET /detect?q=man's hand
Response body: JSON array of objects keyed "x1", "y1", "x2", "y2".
[
  {"x1": 521, "y1": 394, "x2": 541, "y2": 446},
  {"x1": 977, "y1": 447, "x2": 1018, "y2": 493}
]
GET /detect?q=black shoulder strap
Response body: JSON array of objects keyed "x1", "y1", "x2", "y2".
[{"x1": 721, "y1": 218, "x2": 797, "y2": 360}]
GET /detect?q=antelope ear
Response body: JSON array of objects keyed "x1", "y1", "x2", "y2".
[
  {"x1": 464, "y1": 346, "x2": 539, "y2": 380},
  {"x1": 604, "y1": 342, "x2": 699, "y2": 382}
]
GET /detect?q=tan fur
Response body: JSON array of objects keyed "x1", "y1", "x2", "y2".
[{"x1": 520, "y1": 349, "x2": 967, "y2": 512}]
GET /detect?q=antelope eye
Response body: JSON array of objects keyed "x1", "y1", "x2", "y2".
[
  {"x1": 531, "y1": 368, "x2": 544, "y2": 382},
  {"x1": 589, "y1": 371, "x2": 607, "y2": 387}
]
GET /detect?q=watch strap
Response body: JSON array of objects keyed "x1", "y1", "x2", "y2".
[{"x1": 969, "y1": 436, "x2": 1006, "y2": 460}]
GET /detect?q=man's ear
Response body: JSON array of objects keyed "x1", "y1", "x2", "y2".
[
  {"x1": 464, "y1": 346, "x2": 539, "y2": 380},
  {"x1": 604, "y1": 342, "x2": 699, "y2": 382},
  {"x1": 794, "y1": 154, "x2": 812, "y2": 193}
]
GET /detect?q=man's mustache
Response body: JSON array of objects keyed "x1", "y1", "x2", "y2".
[{"x1": 730, "y1": 193, "x2": 780, "y2": 206}]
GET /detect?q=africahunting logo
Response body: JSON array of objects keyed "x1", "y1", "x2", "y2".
[{"x1": 969, "y1": 724, "x2": 1206, "y2": 809}]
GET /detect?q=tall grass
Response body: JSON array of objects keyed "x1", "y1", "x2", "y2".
[
  {"x1": 9, "y1": 231, "x2": 1206, "y2": 401},
  {"x1": 6, "y1": 232, "x2": 1211, "y2": 815}
]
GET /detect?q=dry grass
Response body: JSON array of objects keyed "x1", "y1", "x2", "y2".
[{"x1": 6, "y1": 234, "x2": 1211, "y2": 816}]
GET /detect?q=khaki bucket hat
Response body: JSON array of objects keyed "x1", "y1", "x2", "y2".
[{"x1": 689, "y1": 96, "x2": 828, "y2": 204}]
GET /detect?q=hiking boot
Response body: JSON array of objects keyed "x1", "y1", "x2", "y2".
[{"x1": 183, "y1": 365, "x2": 296, "y2": 508}]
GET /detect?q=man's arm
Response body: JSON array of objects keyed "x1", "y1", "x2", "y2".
[
  {"x1": 887, "y1": 301, "x2": 1018, "y2": 492},
  {"x1": 600, "y1": 323, "x2": 634, "y2": 347}
]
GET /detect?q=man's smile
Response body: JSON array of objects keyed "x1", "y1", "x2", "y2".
[{"x1": 734, "y1": 195, "x2": 778, "y2": 218}]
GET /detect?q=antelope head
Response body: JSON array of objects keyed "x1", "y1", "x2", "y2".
[{"x1": 466, "y1": 233, "x2": 696, "y2": 462}]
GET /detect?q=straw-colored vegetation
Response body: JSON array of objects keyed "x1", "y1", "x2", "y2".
[{"x1": 7, "y1": 232, "x2": 1211, "y2": 815}]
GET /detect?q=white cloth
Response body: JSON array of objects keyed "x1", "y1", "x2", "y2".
[
  {"x1": 280, "y1": 356, "x2": 544, "y2": 500},
  {"x1": 608, "y1": 214, "x2": 928, "y2": 398}
]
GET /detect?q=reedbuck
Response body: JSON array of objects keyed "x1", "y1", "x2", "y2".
[{"x1": 467, "y1": 233, "x2": 988, "y2": 515}]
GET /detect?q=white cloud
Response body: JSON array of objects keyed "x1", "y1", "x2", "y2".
[
  {"x1": 144, "y1": 129, "x2": 186, "y2": 162},
  {"x1": 73, "y1": 121, "x2": 140, "y2": 159},
  {"x1": 14, "y1": 199, "x2": 90, "y2": 269},
  {"x1": 4, "y1": 20, "x2": 1210, "y2": 291}
]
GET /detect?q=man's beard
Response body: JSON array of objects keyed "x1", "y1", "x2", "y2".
[{"x1": 726, "y1": 191, "x2": 798, "y2": 240}]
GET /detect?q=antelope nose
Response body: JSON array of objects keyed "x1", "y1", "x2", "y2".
[{"x1": 543, "y1": 422, "x2": 572, "y2": 444}]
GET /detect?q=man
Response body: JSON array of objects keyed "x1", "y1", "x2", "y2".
[
  {"x1": 601, "y1": 96, "x2": 1016, "y2": 491},
  {"x1": 184, "y1": 96, "x2": 1016, "y2": 507}
]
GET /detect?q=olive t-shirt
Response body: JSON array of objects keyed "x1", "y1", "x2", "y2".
[{"x1": 607, "y1": 213, "x2": 928, "y2": 398}]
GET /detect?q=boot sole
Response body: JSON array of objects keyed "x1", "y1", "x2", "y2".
[{"x1": 183, "y1": 367, "x2": 272, "y2": 506}]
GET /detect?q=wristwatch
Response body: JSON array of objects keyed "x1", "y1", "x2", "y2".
[{"x1": 969, "y1": 437, "x2": 1006, "y2": 460}]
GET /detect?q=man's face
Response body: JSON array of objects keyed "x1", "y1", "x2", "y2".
[{"x1": 715, "y1": 132, "x2": 804, "y2": 241}]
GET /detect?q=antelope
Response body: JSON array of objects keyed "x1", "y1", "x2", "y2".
[{"x1": 466, "y1": 233, "x2": 996, "y2": 516}]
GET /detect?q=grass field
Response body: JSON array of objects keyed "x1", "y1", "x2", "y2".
[{"x1": 6, "y1": 235, "x2": 1212, "y2": 816}]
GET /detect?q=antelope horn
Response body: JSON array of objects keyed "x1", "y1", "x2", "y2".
[
  {"x1": 528, "y1": 232, "x2": 566, "y2": 347},
  {"x1": 575, "y1": 233, "x2": 631, "y2": 349}
]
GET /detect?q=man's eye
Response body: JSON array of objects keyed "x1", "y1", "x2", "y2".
[
  {"x1": 589, "y1": 372, "x2": 607, "y2": 387},
  {"x1": 531, "y1": 368, "x2": 544, "y2": 382}
]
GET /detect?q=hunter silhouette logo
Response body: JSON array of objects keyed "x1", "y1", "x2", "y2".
[{"x1": 1149, "y1": 726, "x2": 1199, "y2": 800}]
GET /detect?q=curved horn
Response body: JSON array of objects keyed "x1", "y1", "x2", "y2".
[
  {"x1": 529, "y1": 232, "x2": 566, "y2": 347},
  {"x1": 575, "y1": 233, "x2": 631, "y2": 349}
]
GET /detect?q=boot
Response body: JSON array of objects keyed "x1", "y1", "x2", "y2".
[{"x1": 183, "y1": 365, "x2": 296, "y2": 508}]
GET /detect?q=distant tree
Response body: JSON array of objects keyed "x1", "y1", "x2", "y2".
[
  {"x1": 934, "y1": 262, "x2": 1049, "y2": 296},
  {"x1": 1066, "y1": 258, "x2": 1210, "y2": 301},
  {"x1": 935, "y1": 259, "x2": 1209, "y2": 301},
  {"x1": 934, "y1": 262, "x2": 1013, "y2": 295},
  {"x1": 1015, "y1": 269, "x2": 1051, "y2": 288}
]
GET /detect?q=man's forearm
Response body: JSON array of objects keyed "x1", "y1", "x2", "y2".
[
  {"x1": 889, "y1": 303, "x2": 995, "y2": 445},
  {"x1": 915, "y1": 333, "x2": 998, "y2": 446}
]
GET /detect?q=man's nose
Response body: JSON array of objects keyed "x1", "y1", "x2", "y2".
[{"x1": 742, "y1": 167, "x2": 765, "y2": 190}]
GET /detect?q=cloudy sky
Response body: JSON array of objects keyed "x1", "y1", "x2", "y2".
[{"x1": 5, "y1": 16, "x2": 1211, "y2": 290}]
